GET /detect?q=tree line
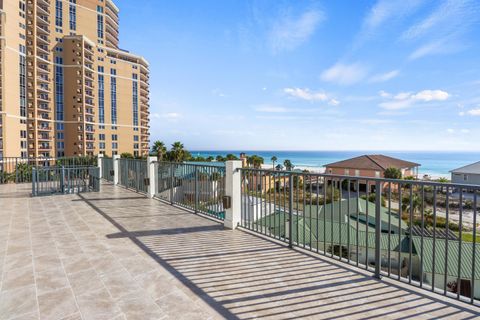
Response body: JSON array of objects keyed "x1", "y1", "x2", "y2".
[{"x1": 148, "y1": 140, "x2": 296, "y2": 170}]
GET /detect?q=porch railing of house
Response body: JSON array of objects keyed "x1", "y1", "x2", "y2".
[
  {"x1": 155, "y1": 161, "x2": 226, "y2": 220},
  {"x1": 32, "y1": 166, "x2": 100, "y2": 196},
  {"x1": 0, "y1": 156, "x2": 97, "y2": 184},
  {"x1": 238, "y1": 167, "x2": 480, "y2": 305}
]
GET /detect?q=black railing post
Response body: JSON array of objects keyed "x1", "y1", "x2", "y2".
[
  {"x1": 374, "y1": 180, "x2": 382, "y2": 279},
  {"x1": 15, "y1": 158, "x2": 18, "y2": 183},
  {"x1": 289, "y1": 173, "x2": 294, "y2": 249},
  {"x1": 194, "y1": 166, "x2": 198, "y2": 213},
  {"x1": 61, "y1": 166, "x2": 65, "y2": 194},
  {"x1": 170, "y1": 162, "x2": 174, "y2": 205},
  {"x1": 32, "y1": 168, "x2": 36, "y2": 196}
]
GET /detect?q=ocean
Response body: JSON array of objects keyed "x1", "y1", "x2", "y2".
[{"x1": 189, "y1": 151, "x2": 480, "y2": 178}]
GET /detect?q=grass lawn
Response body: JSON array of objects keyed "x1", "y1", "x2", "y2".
[{"x1": 455, "y1": 232, "x2": 480, "y2": 243}]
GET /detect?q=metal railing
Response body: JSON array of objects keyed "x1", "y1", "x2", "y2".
[
  {"x1": 239, "y1": 168, "x2": 480, "y2": 305},
  {"x1": 118, "y1": 158, "x2": 148, "y2": 193},
  {"x1": 0, "y1": 156, "x2": 97, "y2": 184},
  {"x1": 156, "y1": 162, "x2": 226, "y2": 220},
  {"x1": 101, "y1": 157, "x2": 114, "y2": 182},
  {"x1": 32, "y1": 166, "x2": 100, "y2": 196}
]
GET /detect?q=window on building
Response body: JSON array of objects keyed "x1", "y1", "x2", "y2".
[
  {"x1": 111, "y1": 134, "x2": 117, "y2": 141},
  {"x1": 132, "y1": 77, "x2": 138, "y2": 128},
  {"x1": 110, "y1": 70, "x2": 117, "y2": 125},
  {"x1": 69, "y1": 0, "x2": 76, "y2": 31},
  {"x1": 97, "y1": 11, "x2": 104, "y2": 38},
  {"x1": 19, "y1": 61, "x2": 26, "y2": 117},
  {"x1": 99, "y1": 134, "x2": 105, "y2": 141},
  {"x1": 355, "y1": 170, "x2": 360, "y2": 176},
  {"x1": 375, "y1": 171, "x2": 381, "y2": 178},
  {"x1": 344, "y1": 169, "x2": 350, "y2": 175},
  {"x1": 55, "y1": 57, "x2": 64, "y2": 122},
  {"x1": 98, "y1": 68, "x2": 105, "y2": 125},
  {"x1": 112, "y1": 142, "x2": 118, "y2": 150},
  {"x1": 55, "y1": 0, "x2": 63, "y2": 27},
  {"x1": 464, "y1": 174, "x2": 468, "y2": 181}
]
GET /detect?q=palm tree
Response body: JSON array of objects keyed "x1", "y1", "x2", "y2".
[
  {"x1": 384, "y1": 167, "x2": 402, "y2": 179},
  {"x1": 271, "y1": 156, "x2": 277, "y2": 170},
  {"x1": 284, "y1": 159, "x2": 294, "y2": 171},
  {"x1": 171, "y1": 141, "x2": 185, "y2": 162},
  {"x1": 247, "y1": 155, "x2": 264, "y2": 168},
  {"x1": 151, "y1": 141, "x2": 167, "y2": 161},
  {"x1": 401, "y1": 193, "x2": 422, "y2": 218}
]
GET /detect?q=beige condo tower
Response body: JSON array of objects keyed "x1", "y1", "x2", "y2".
[{"x1": 0, "y1": 0, "x2": 150, "y2": 158}]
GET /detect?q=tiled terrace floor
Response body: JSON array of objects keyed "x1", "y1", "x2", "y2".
[{"x1": 0, "y1": 183, "x2": 479, "y2": 320}]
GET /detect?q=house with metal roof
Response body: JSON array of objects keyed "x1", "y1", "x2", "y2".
[
  {"x1": 450, "y1": 161, "x2": 480, "y2": 186},
  {"x1": 253, "y1": 198, "x2": 416, "y2": 276},
  {"x1": 253, "y1": 199, "x2": 480, "y2": 299}
]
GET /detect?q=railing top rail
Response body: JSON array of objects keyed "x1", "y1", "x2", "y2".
[
  {"x1": 32, "y1": 165, "x2": 99, "y2": 171},
  {"x1": 156, "y1": 161, "x2": 226, "y2": 169},
  {"x1": 118, "y1": 158, "x2": 148, "y2": 162},
  {"x1": 238, "y1": 167, "x2": 480, "y2": 189}
]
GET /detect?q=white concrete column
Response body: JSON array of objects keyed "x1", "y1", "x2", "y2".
[
  {"x1": 113, "y1": 155, "x2": 120, "y2": 185},
  {"x1": 224, "y1": 160, "x2": 242, "y2": 230},
  {"x1": 97, "y1": 154, "x2": 104, "y2": 179},
  {"x1": 147, "y1": 156, "x2": 157, "y2": 198}
]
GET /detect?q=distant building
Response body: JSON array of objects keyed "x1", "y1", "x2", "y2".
[
  {"x1": 324, "y1": 155, "x2": 420, "y2": 192},
  {"x1": 0, "y1": 0, "x2": 150, "y2": 158},
  {"x1": 450, "y1": 161, "x2": 480, "y2": 186},
  {"x1": 240, "y1": 153, "x2": 248, "y2": 167}
]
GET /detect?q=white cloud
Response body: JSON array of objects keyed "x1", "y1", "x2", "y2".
[
  {"x1": 255, "y1": 105, "x2": 289, "y2": 113},
  {"x1": 283, "y1": 88, "x2": 328, "y2": 101},
  {"x1": 379, "y1": 89, "x2": 450, "y2": 109},
  {"x1": 153, "y1": 112, "x2": 183, "y2": 122},
  {"x1": 269, "y1": 9, "x2": 325, "y2": 52},
  {"x1": 466, "y1": 108, "x2": 480, "y2": 116},
  {"x1": 412, "y1": 90, "x2": 449, "y2": 101},
  {"x1": 403, "y1": 0, "x2": 480, "y2": 59},
  {"x1": 364, "y1": 0, "x2": 424, "y2": 30},
  {"x1": 379, "y1": 90, "x2": 391, "y2": 98},
  {"x1": 447, "y1": 128, "x2": 471, "y2": 134},
  {"x1": 403, "y1": 0, "x2": 478, "y2": 40},
  {"x1": 320, "y1": 63, "x2": 368, "y2": 85},
  {"x1": 356, "y1": 0, "x2": 425, "y2": 45},
  {"x1": 369, "y1": 70, "x2": 399, "y2": 83},
  {"x1": 408, "y1": 38, "x2": 465, "y2": 60},
  {"x1": 329, "y1": 99, "x2": 340, "y2": 106},
  {"x1": 211, "y1": 88, "x2": 227, "y2": 97}
]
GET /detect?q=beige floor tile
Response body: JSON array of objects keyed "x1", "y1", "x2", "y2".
[
  {"x1": 1, "y1": 265, "x2": 35, "y2": 291},
  {"x1": 0, "y1": 286, "x2": 38, "y2": 320},
  {"x1": 75, "y1": 288, "x2": 121, "y2": 320},
  {"x1": 37, "y1": 287, "x2": 79, "y2": 320},
  {"x1": 35, "y1": 267, "x2": 70, "y2": 294},
  {"x1": 67, "y1": 268, "x2": 104, "y2": 297},
  {"x1": 1, "y1": 183, "x2": 479, "y2": 320}
]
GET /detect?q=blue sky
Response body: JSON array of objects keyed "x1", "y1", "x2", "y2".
[{"x1": 116, "y1": 0, "x2": 480, "y2": 151}]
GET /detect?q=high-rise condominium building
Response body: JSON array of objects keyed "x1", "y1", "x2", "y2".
[{"x1": 0, "y1": 0, "x2": 150, "y2": 158}]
